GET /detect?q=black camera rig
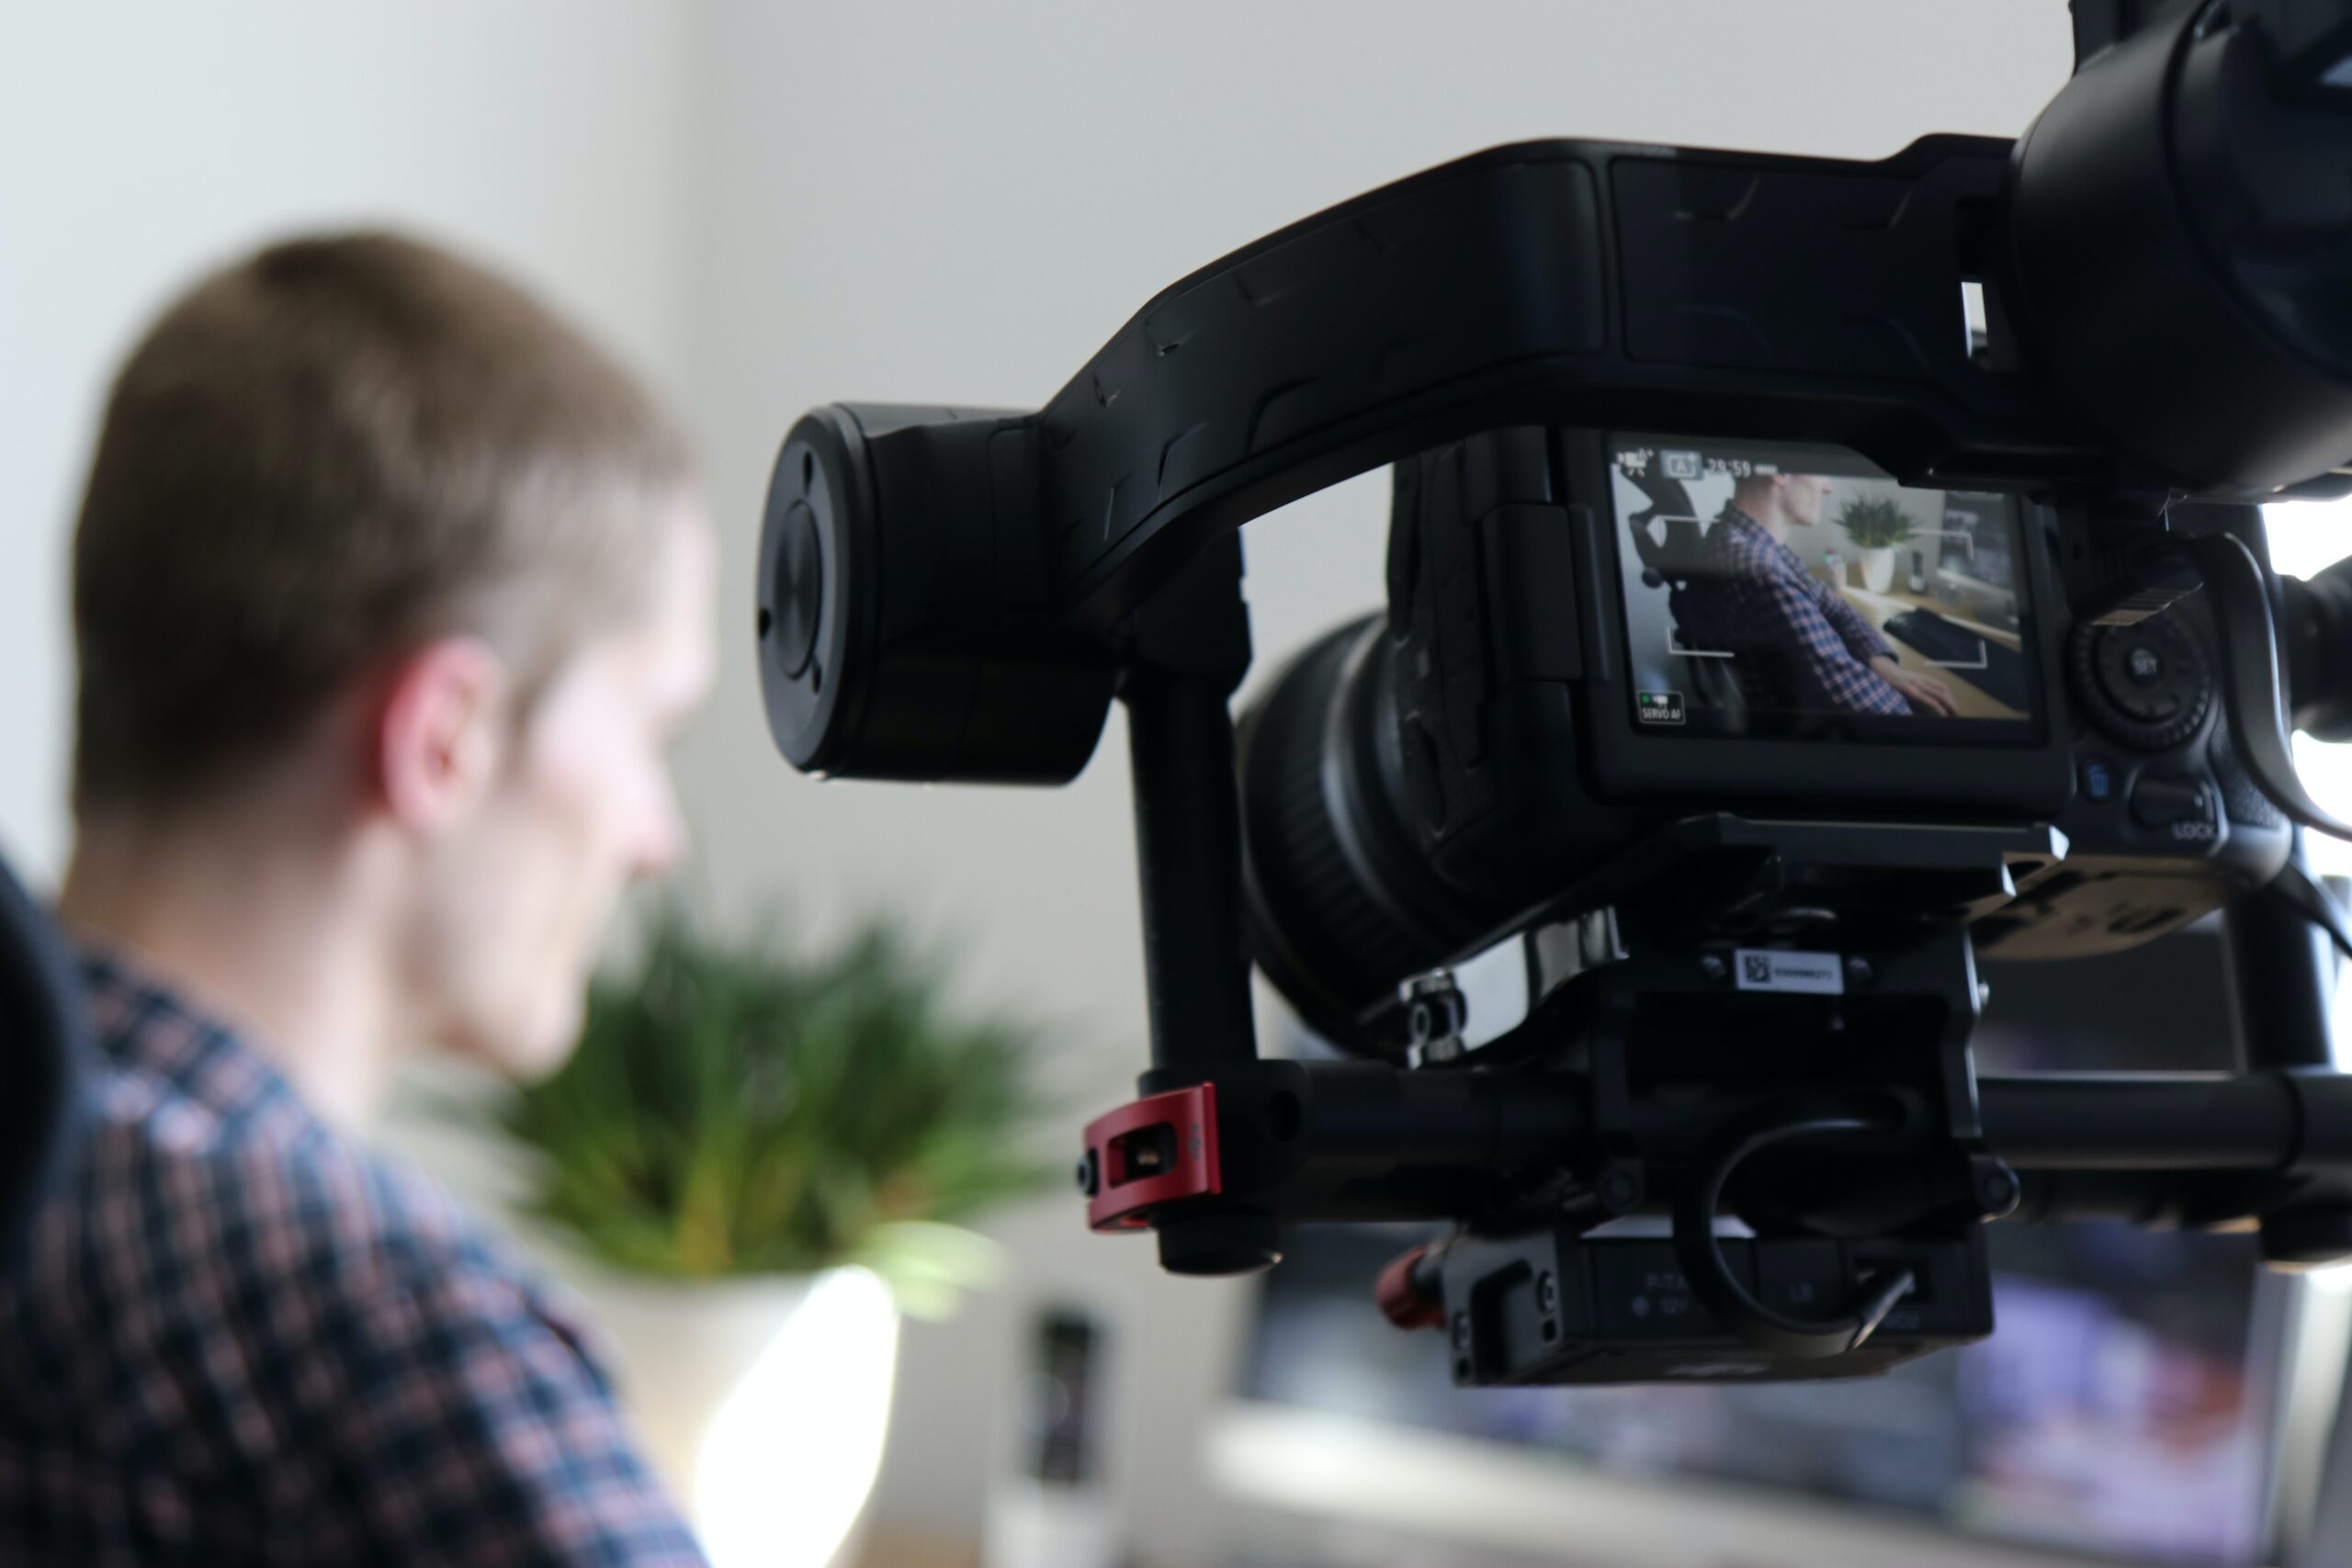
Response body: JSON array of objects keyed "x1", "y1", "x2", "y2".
[{"x1": 758, "y1": 0, "x2": 2352, "y2": 1383}]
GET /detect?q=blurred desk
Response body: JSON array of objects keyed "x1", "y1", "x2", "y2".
[
  {"x1": 858, "y1": 1529, "x2": 978, "y2": 1568},
  {"x1": 1837, "y1": 584, "x2": 2025, "y2": 722}
]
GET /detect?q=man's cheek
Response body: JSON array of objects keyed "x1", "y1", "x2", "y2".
[{"x1": 523, "y1": 713, "x2": 624, "y2": 849}]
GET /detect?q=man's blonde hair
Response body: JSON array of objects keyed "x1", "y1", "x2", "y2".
[{"x1": 70, "y1": 231, "x2": 694, "y2": 818}]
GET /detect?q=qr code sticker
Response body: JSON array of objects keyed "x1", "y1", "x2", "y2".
[{"x1": 1743, "y1": 953, "x2": 1774, "y2": 985}]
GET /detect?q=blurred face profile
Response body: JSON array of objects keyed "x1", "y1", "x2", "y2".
[
  {"x1": 1781, "y1": 473, "x2": 1833, "y2": 528},
  {"x1": 404, "y1": 499, "x2": 718, "y2": 1077}
]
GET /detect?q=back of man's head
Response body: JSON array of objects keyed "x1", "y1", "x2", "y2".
[{"x1": 70, "y1": 231, "x2": 693, "y2": 823}]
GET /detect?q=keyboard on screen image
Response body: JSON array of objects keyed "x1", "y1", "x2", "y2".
[{"x1": 1883, "y1": 608, "x2": 2030, "y2": 713}]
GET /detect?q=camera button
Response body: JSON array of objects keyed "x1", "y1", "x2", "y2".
[
  {"x1": 2130, "y1": 773, "x2": 2214, "y2": 830},
  {"x1": 2080, "y1": 757, "x2": 2120, "y2": 805}
]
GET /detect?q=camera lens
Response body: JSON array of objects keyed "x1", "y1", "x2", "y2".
[{"x1": 1236, "y1": 616, "x2": 1480, "y2": 1055}]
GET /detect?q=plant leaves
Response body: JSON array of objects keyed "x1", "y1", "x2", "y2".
[{"x1": 453, "y1": 903, "x2": 1057, "y2": 1302}]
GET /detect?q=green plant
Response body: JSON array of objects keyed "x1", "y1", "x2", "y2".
[
  {"x1": 1835, "y1": 495, "x2": 1917, "y2": 549},
  {"x1": 482, "y1": 907, "x2": 1054, "y2": 1315}
]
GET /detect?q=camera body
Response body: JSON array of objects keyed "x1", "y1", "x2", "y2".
[{"x1": 1238, "y1": 423, "x2": 2293, "y2": 1049}]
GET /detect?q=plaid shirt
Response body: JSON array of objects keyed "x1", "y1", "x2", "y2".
[
  {"x1": 1688, "y1": 507, "x2": 1911, "y2": 716},
  {"x1": 0, "y1": 948, "x2": 707, "y2": 1566}
]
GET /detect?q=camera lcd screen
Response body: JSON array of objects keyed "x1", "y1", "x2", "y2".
[{"x1": 1608, "y1": 434, "x2": 2043, "y2": 742}]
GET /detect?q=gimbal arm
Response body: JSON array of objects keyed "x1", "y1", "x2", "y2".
[
  {"x1": 759, "y1": 134, "x2": 2050, "y2": 783},
  {"x1": 1021, "y1": 136, "x2": 2052, "y2": 628}
]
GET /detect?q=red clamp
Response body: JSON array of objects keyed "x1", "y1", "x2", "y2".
[
  {"x1": 1374, "y1": 1245, "x2": 1446, "y2": 1331},
  {"x1": 1080, "y1": 1084, "x2": 1223, "y2": 1233}
]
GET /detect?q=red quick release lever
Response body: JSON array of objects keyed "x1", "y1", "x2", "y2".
[
  {"x1": 1374, "y1": 1244, "x2": 1446, "y2": 1332},
  {"x1": 1079, "y1": 1084, "x2": 1223, "y2": 1233}
]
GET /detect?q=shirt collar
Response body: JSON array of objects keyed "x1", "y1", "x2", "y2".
[
  {"x1": 1719, "y1": 504, "x2": 1806, "y2": 575},
  {"x1": 74, "y1": 941, "x2": 311, "y2": 1130}
]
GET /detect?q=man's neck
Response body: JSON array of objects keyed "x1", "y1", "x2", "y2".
[
  {"x1": 1735, "y1": 494, "x2": 1794, "y2": 547},
  {"x1": 58, "y1": 795, "x2": 410, "y2": 1129}
]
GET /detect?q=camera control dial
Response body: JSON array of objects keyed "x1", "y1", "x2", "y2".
[{"x1": 2069, "y1": 617, "x2": 2214, "y2": 751}]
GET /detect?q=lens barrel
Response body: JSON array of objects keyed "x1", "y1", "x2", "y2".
[
  {"x1": 2285, "y1": 555, "x2": 2352, "y2": 741},
  {"x1": 1237, "y1": 616, "x2": 1482, "y2": 1053}
]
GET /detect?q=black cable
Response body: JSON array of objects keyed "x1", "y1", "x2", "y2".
[
  {"x1": 1671, "y1": 1105, "x2": 1917, "y2": 1359},
  {"x1": 2273, "y1": 860, "x2": 2352, "y2": 967},
  {"x1": 2186, "y1": 533, "x2": 2352, "y2": 841}
]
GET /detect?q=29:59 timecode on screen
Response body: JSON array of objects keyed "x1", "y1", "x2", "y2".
[{"x1": 1611, "y1": 446, "x2": 1777, "y2": 483}]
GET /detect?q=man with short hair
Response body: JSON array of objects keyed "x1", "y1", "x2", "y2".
[
  {"x1": 1691, "y1": 471, "x2": 1958, "y2": 718},
  {"x1": 0, "y1": 233, "x2": 714, "y2": 1563}
]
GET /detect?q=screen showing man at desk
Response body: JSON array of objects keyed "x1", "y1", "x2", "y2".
[{"x1": 1610, "y1": 434, "x2": 2040, "y2": 739}]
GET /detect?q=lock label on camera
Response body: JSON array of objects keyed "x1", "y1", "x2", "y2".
[{"x1": 1734, "y1": 949, "x2": 1845, "y2": 995}]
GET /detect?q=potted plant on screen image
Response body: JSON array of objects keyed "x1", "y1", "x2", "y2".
[
  {"x1": 478, "y1": 907, "x2": 1054, "y2": 1568},
  {"x1": 1836, "y1": 493, "x2": 1917, "y2": 594}
]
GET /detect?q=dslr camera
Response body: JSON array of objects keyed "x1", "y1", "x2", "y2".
[{"x1": 757, "y1": 0, "x2": 2352, "y2": 1384}]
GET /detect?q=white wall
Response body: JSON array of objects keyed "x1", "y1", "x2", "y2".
[
  {"x1": 674, "y1": 4, "x2": 2076, "y2": 1562},
  {"x1": 0, "y1": 0, "x2": 701, "y2": 882}
]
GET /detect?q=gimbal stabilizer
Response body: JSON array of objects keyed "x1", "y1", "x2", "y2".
[{"x1": 760, "y1": 0, "x2": 2352, "y2": 1382}]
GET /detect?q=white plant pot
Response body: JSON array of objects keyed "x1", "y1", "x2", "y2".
[
  {"x1": 1860, "y1": 546, "x2": 1898, "y2": 594},
  {"x1": 567, "y1": 1266, "x2": 901, "y2": 1568}
]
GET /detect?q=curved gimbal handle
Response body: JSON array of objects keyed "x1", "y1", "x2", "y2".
[{"x1": 759, "y1": 135, "x2": 2086, "y2": 784}]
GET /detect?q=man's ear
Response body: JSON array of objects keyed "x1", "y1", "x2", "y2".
[{"x1": 372, "y1": 638, "x2": 510, "y2": 830}]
